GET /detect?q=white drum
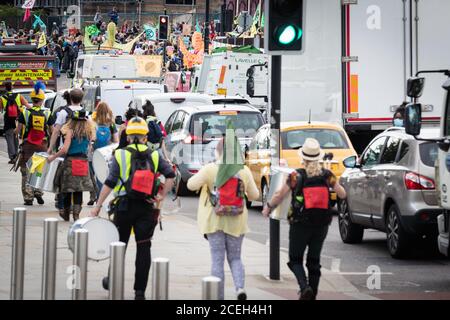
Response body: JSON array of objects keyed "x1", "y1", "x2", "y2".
[
  {"x1": 267, "y1": 166, "x2": 295, "y2": 221},
  {"x1": 67, "y1": 217, "x2": 119, "y2": 261},
  {"x1": 92, "y1": 143, "x2": 119, "y2": 184}
]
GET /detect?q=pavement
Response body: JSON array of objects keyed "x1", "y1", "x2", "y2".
[{"x1": 0, "y1": 147, "x2": 377, "y2": 300}]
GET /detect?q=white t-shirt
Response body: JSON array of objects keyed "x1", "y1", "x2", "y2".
[{"x1": 55, "y1": 105, "x2": 83, "y2": 127}]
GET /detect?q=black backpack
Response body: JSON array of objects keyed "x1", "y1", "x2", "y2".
[
  {"x1": 146, "y1": 117, "x2": 163, "y2": 145},
  {"x1": 50, "y1": 105, "x2": 73, "y2": 124},
  {"x1": 289, "y1": 169, "x2": 332, "y2": 225},
  {"x1": 120, "y1": 147, "x2": 160, "y2": 200}
]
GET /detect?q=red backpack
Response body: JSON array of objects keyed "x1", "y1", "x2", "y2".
[
  {"x1": 210, "y1": 175, "x2": 245, "y2": 216},
  {"x1": 3, "y1": 93, "x2": 19, "y2": 118}
]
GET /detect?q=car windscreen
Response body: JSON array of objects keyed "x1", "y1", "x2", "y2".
[
  {"x1": 281, "y1": 129, "x2": 349, "y2": 149},
  {"x1": 152, "y1": 100, "x2": 210, "y2": 124},
  {"x1": 419, "y1": 142, "x2": 438, "y2": 167},
  {"x1": 189, "y1": 111, "x2": 263, "y2": 139}
]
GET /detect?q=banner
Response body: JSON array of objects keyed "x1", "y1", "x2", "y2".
[
  {"x1": 37, "y1": 32, "x2": 46, "y2": 49},
  {"x1": 134, "y1": 55, "x2": 163, "y2": 78},
  {"x1": 144, "y1": 25, "x2": 156, "y2": 41},
  {"x1": 21, "y1": 0, "x2": 36, "y2": 9}
]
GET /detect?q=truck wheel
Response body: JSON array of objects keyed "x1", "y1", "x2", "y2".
[
  {"x1": 386, "y1": 204, "x2": 410, "y2": 259},
  {"x1": 338, "y1": 199, "x2": 364, "y2": 244}
]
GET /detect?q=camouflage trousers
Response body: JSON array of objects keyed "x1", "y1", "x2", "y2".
[{"x1": 20, "y1": 167, "x2": 43, "y2": 202}]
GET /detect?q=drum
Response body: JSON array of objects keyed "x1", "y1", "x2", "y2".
[
  {"x1": 67, "y1": 217, "x2": 119, "y2": 261},
  {"x1": 92, "y1": 143, "x2": 119, "y2": 184},
  {"x1": 26, "y1": 152, "x2": 64, "y2": 192},
  {"x1": 267, "y1": 166, "x2": 295, "y2": 221}
]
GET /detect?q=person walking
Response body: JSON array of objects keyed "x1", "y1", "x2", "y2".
[
  {"x1": 1, "y1": 81, "x2": 29, "y2": 163},
  {"x1": 48, "y1": 109, "x2": 95, "y2": 221},
  {"x1": 88, "y1": 101, "x2": 119, "y2": 204},
  {"x1": 15, "y1": 82, "x2": 54, "y2": 206},
  {"x1": 187, "y1": 130, "x2": 259, "y2": 300},
  {"x1": 262, "y1": 138, "x2": 347, "y2": 300},
  {"x1": 90, "y1": 116, "x2": 175, "y2": 300}
]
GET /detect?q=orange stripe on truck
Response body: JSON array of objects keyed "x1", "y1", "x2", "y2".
[
  {"x1": 218, "y1": 65, "x2": 227, "y2": 84},
  {"x1": 350, "y1": 74, "x2": 358, "y2": 114}
]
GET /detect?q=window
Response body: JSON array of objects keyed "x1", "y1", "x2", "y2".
[
  {"x1": 171, "y1": 111, "x2": 185, "y2": 132},
  {"x1": 165, "y1": 112, "x2": 177, "y2": 133},
  {"x1": 380, "y1": 137, "x2": 401, "y2": 164},
  {"x1": 361, "y1": 137, "x2": 387, "y2": 166},
  {"x1": 398, "y1": 141, "x2": 410, "y2": 162},
  {"x1": 281, "y1": 129, "x2": 349, "y2": 150},
  {"x1": 165, "y1": 0, "x2": 196, "y2": 5},
  {"x1": 420, "y1": 142, "x2": 439, "y2": 167},
  {"x1": 257, "y1": 128, "x2": 270, "y2": 150}
]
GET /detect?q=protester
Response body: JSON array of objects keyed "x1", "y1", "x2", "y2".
[
  {"x1": 262, "y1": 138, "x2": 347, "y2": 300},
  {"x1": 393, "y1": 102, "x2": 408, "y2": 127},
  {"x1": 48, "y1": 110, "x2": 96, "y2": 221},
  {"x1": 187, "y1": 130, "x2": 259, "y2": 300},
  {"x1": 1, "y1": 81, "x2": 29, "y2": 163},
  {"x1": 90, "y1": 116, "x2": 175, "y2": 300},
  {"x1": 15, "y1": 82, "x2": 54, "y2": 206}
]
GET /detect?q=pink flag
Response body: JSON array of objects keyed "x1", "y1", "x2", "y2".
[{"x1": 23, "y1": 8, "x2": 31, "y2": 22}]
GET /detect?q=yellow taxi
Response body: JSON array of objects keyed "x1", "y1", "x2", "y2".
[{"x1": 245, "y1": 121, "x2": 357, "y2": 206}]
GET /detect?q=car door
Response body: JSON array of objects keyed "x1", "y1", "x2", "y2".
[
  {"x1": 349, "y1": 136, "x2": 387, "y2": 226},
  {"x1": 372, "y1": 136, "x2": 401, "y2": 229},
  {"x1": 167, "y1": 111, "x2": 187, "y2": 164}
]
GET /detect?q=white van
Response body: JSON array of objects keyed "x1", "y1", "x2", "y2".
[
  {"x1": 130, "y1": 92, "x2": 251, "y2": 124},
  {"x1": 72, "y1": 54, "x2": 138, "y2": 88},
  {"x1": 82, "y1": 81, "x2": 166, "y2": 118}
]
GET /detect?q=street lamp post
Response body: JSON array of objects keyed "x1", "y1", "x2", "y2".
[{"x1": 204, "y1": 0, "x2": 210, "y2": 53}]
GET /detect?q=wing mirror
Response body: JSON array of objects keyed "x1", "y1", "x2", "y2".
[
  {"x1": 343, "y1": 156, "x2": 359, "y2": 169},
  {"x1": 406, "y1": 77, "x2": 425, "y2": 99},
  {"x1": 404, "y1": 103, "x2": 422, "y2": 136}
]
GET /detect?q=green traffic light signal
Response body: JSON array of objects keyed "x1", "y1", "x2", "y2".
[{"x1": 276, "y1": 24, "x2": 303, "y2": 46}]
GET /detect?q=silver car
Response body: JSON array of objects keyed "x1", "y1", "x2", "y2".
[
  {"x1": 163, "y1": 104, "x2": 265, "y2": 195},
  {"x1": 338, "y1": 127, "x2": 443, "y2": 258}
]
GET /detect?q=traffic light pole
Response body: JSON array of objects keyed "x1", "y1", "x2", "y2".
[
  {"x1": 204, "y1": 0, "x2": 210, "y2": 53},
  {"x1": 269, "y1": 55, "x2": 281, "y2": 281}
]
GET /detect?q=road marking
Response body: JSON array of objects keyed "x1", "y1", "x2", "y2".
[{"x1": 329, "y1": 272, "x2": 393, "y2": 275}]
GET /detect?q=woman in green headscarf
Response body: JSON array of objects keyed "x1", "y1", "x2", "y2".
[{"x1": 187, "y1": 129, "x2": 259, "y2": 300}]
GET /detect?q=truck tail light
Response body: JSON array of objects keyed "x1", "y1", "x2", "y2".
[{"x1": 404, "y1": 172, "x2": 435, "y2": 190}]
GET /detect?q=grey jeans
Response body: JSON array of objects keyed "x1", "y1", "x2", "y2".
[
  {"x1": 5, "y1": 128, "x2": 18, "y2": 160},
  {"x1": 207, "y1": 231, "x2": 245, "y2": 300}
]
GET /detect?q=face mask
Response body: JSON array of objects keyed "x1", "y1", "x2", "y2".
[{"x1": 394, "y1": 119, "x2": 404, "y2": 127}]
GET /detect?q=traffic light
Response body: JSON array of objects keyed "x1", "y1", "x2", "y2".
[
  {"x1": 264, "y1": 0, "x2": 305, "y2": 55},
  {"x1": 158, "y1": 15, "x2": 169, "y2": 41}
]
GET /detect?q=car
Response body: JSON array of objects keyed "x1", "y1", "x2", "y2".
[
  {"x1": 0, "y1": 88, "x2": 54, "y2": 133},
  {"x1": 130, "y1": 92, "x2": 252, "y2": 125},
  {"x1": 164, "y1": 103, "x2": 265, "y2": 195},
  {"x1": 338, "y1": 127, "x2": 443, "y2": 258},
  {"x1": 245, "y1": 121, "x2": 357, "y2": 206}
]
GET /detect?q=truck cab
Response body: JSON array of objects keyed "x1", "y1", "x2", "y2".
[{"x1": 404, "y1": 72, "x2": 450, "y2": 256}]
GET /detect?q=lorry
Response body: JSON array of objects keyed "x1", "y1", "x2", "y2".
[
  {"x1": 0, "y1": 45, "x2": 57, "y2": 92},
  {"x1": 404, "y1": 73, "x2": 450, "y2": 257},
  {"x1": 193, "y1": 51, "x2": 269, "y2": 110},
  {"x1": 279, "y1": 0, "x2": 450, "y2": 153}
]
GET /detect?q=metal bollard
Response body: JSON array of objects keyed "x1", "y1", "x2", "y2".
[
  {"x1": 72, "y1": 229, "x2": 88, "y2": 300},
  {"x1": 109, "y1": 242, "x2": 126, "y2": 300},
  {"x1": 202, "y1": 276, "x2": 221, "y2": 300},
  {"x1": 151, "y1": 258, "x2": 169, "y2": 300},
  {"x1": 41, "y1": 218, "x2": 58, "y2": 300},
  {"x1": 10, "y1": 208, "x2": 26, "y2": 300}
]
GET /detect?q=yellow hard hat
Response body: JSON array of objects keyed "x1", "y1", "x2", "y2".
[
  {"x1": 126, "y1": 117, "x2": 149, "y2": 136},
  {"x1": 30, "y1": 89, "x2": 45, "y2": 100}
]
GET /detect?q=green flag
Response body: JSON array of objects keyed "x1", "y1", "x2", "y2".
[
  {"x1": 261, "y1": 13, "x2": 265, "y2": 28},
  {"x1": 215, "y1": 122, "x2": 244, "y2": 189}
]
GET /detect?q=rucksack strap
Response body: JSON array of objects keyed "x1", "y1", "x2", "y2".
[{"x1": 292, "y1": 169, "x2": 305, "y2": 204}]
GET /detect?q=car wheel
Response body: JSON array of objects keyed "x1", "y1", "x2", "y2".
[
  {"x1": 386, "y1": 204, "x2": 410, "y2": 259},
  {"x1": 261, "y1": 180, "x2": 269, "y2": 207},
  {"x1": 338, "y1": 199, "x2": 364, "y2": 244}
]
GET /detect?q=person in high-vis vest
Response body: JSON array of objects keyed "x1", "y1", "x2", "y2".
[
  {"x1": 90, "y1": 117, "x2": 175, "y2": 300},
  {"x1": 15, "y1": 82, "x2": 55, "y2": 206},
  {"x1": 1, "y1": 81, "x2": 30, "y2": 163}
]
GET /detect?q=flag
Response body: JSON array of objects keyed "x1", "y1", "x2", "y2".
[
  {"x1": 22, "y1": 0, "x2": 36, "y2": 9},
  {"x1": 32, "y1": 15, "x2": 46, "y2": 31},
  {"x1": 23, "y1": 8, "x2": 31, "y2": 22},
  {"x1": 250, "y1": 2, "x2": 261, "y2": 36},
  {"x1": 37, "y1": 32, "x2": 47, "y2": 49},
  {"x1": 144, "y1": 25, "x2": 156, "y2": 41},
  {"x1": 195, "y1": 18, "x2": 201, "y2": 33},
  {"x1": 261, "y1": 13, "x2": 265, "y2": 28},
  {"x1": 86, "y1": 24, "x2": 100, "y2": 37}
]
